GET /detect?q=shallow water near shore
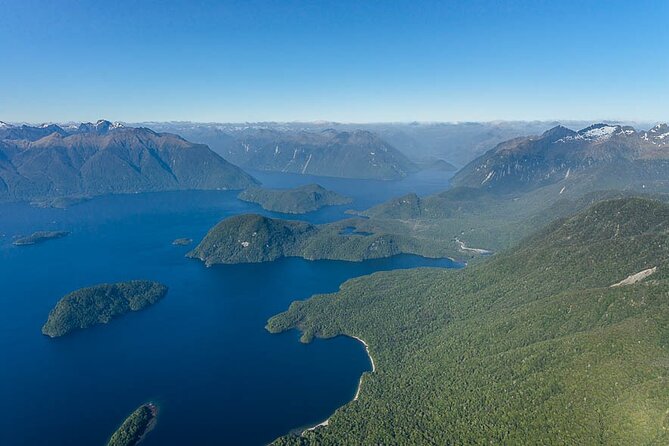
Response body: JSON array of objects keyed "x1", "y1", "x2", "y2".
[{"x1": 0, "y1": 171, "x2": 457, "y2": 445}]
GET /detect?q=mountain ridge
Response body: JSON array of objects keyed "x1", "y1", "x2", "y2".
[
  {"x1": 0, "y1": 120, "x2": 257, "y2": 203},
  {"x1": 451, "y1": 123, "x2": 669, "y2": 193}
]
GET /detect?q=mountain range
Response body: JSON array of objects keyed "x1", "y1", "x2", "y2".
[
  {"x1": 142, "y1": 120, "x2": 603, "y2": 169},
  {"x1": 0, "y1": 120, "x2": 257, "y2": 203}
]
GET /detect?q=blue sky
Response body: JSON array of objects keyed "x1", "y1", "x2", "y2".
[{"x1": 0, "y1": 0, "x2": 667, "y2": 123}]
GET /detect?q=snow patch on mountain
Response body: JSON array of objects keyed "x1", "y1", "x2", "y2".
[
  {"x1": 579, "y1": 125, "x2": 619, "y2": 140},
  {"x1": 557, "y1": 124, "x2": 620, "y2": 143}
]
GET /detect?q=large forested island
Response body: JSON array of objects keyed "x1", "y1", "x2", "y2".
[
  {"x1": 42, "y1": 281, "x2": 168, "y2": 337},
  {"x1": 187, "y1": 213, "x2": 456, "y2": 265},
  {"x1": 268, "y1": 197, "x2": 669, "y2": 444},
  {"x1": 13, "y1": 230, "x2": 69, "y2": 246},
  {"x1": 238, "y1": 184, "x2": 352, "y2": 214},
  {"x1": 107, "y1": 403, "x2": 158, "y2": 446}
]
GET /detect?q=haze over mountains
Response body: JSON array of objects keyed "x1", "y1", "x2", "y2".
[
  {"x1": 144, "y1": 120, "x2": 588, "y2": 169},
  {"x1": 0, "y1": 120, "x2": 257, "y2": 203},
  {"x1": 4, "y1": 118, "x2": 666, "y2": 205}
]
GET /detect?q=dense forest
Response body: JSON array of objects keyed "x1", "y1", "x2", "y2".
[
  {"x1": 42, "y1": 280, "x2": 168, "y2": 337},
  {"x1": 187, "y1": 213, "x2": 459, "y2": 265},
  {"x1": 268, "y1": 198, "x2": 669, "y2": 444}
]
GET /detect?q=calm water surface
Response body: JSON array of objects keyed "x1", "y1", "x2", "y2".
[{"x1": 0, "y1": 171, "x2": 457, "y2": 445}]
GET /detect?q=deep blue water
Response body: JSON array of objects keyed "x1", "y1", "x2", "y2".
[{"x1": 0, "y1": 171, "x2": 457, "y2": 446}]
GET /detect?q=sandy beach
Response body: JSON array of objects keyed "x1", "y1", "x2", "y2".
[{"x1": 303, "y1": 335, "x2": 375, "y2": 434}]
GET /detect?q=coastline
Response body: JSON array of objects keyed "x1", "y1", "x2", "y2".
[
  {"x1": 137, "y1": 403, "x2": 159, "y2": 444},
  {"x1": 302, "y1": 335, "x2": 375, "y2": 434}
]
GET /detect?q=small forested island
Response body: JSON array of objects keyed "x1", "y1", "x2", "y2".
[
  {"x1": 172, "y1": 237, "x2": 193, "y2": 246},
  {"x1": 107, "y1": 403, "x2": 158, "y2": 446},
  {"x1": 42, "y1": 280, "x2": 168, "y2": 337},
  {"x1": 238, "y1": 184, "x2": 352, "y2": 214},
  {"x1": 13, "y1": 230, "x2": 69, "y2": 246}
]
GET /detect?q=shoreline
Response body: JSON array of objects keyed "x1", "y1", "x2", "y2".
[
  {"x1": 302, "y1": 335, "x2": 375, "y2": 434},
  {"x1": 136, "y1": 403, "x2": 159, "y2": 445}
]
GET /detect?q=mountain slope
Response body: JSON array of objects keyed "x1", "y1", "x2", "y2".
[
  {"x1": 0, "y1": 120, "x2": 257, "y2": 202},
  {"x1": 268, "y1": 197, "x2": 669, "y2": 445},
  {"x1": 451, "y1": 123, "x2": 669, "y2": 193}
]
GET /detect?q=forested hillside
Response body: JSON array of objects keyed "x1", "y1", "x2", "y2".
[{"x1": 268, "y1": 198, "x2": 669, "y2": 445}]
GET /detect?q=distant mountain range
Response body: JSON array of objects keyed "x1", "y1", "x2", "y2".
[
  {"x1": 137, "y1": 123, "x2": 419, "y2": 180},
  {"x1": 0, "y1": 120, "x2": 257, "y2": 203},
  {"x1": 141, "y1": 120, "x2": 635, "y2": 169},
  {"x1": 452, "y1": 123, "x2": 669, "y2": 194},
  {"x1": 222, "y1": 128, "x2": 418, "y2": 180}
]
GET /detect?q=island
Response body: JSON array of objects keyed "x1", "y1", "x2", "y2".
[
  {"x1": 238, "y1": 184, "x2": 352, "y2": 214},
  {"x1": 13, "y1": 230, "x2": 69, "y2": 246},
  {"x1": 107, "y1": 403, "x2": 158, "y2": 446},
  {"x1": 30, "y1": 195, "x2": 90, "y2": 209},
  {"x1": 172, "y1": 238, "x2": 193, "y2": 246},
  {"x1": 42, "y1": 280, "x2": 168, "y2": 337},
  {"x1": 186, "y1": 213, "x2": 457, "y2": 265}
]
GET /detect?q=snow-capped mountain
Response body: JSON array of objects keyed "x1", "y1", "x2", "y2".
[{"x1": 451, "y1": 123, "x2": 669, "y2": 193}]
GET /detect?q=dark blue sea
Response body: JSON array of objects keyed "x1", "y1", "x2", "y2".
[{"x1": 0, "y1": 170, "x2": 458, "y2": 445}]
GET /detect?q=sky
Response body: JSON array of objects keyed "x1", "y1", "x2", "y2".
[{"x1": 0, "y1": 0, "x2": 667, "y2": 124}]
